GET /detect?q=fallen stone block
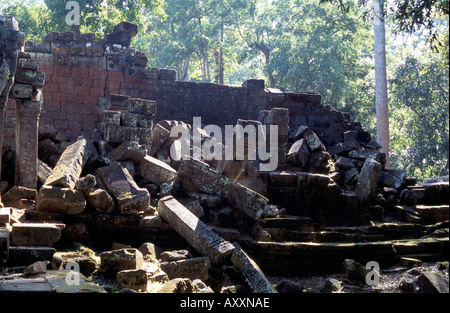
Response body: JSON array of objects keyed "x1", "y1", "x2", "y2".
[
  {"x1": 38, "y1": 159, "x2": 53, "y2": 184},
  {"x1": 138, "y1": 155, "x2": 177, "y2": 186},
  {"x1": 44, "y1": 137, "x2": 90, "y2": 189},
  {"x1": 159, "y1": 250, "x2": 191, "y2": 262},
  {"x1": 87, "y1": 189, "x2": 116, "y2": 214},
  {"x1": 188, "y1": 192, "x2": 222, "y2": 208},
  {"x1": 117, "y1": 269, "x2": 151, "y2": 292},
  {"x1": 149, "y1": 124, "x2": 171, "y2": 156},
  {"x1": 380, "y1": 169, "x2": 406, "y2": 189},
  {"x1": 348, "y1": 149, "x2": 381, "y2": 162},
  {"x1": 0, "y1": 208, "x2": 11, "y2": 226},
  {"x1": 344, "y1": 168, "x2": 359, "y2": 185},
  {"x1": 335, "y1": 156, "x2": 357, "y2": 170},
  {"x1": 97, "y1": 162, "x2": 150, "y2": 215},
  {"x1": 160, "y1": 257, "x2": 211, "y2": 281},
  {"x1": 287, "y1": 139, "x2": 310, "y2": 168},
  {"x1": 23, "y1": 261, "x2": 49, "y2": 276},
  {"x1": 178, "y1": 199, "x2": 205, "y2": 218},
  {"x1": 11, "y1": 223, "x2": 61, "y2": 247},
  {"x1": 1, "y1": 186, "x2": 37, "y2": 203},
  {"x1": 176, "y1": 158, "x2": 268, "y2": 221},
  {"x1": 157, "y1": 278, "x2": 194, "y2": 293},
  {"x1": 99, "y1": 248, "x2": 143, "y2": 275},
  {"x1": 74, "y1": 174, "x2": 97, "y2": 196},
  {"x1": 0, "y1": 227, "x2": 9, "y2": 262},
  {"x1": 37, "y1": 185, "x2": 87, "y2": 215},
  {"x1": 289, "y1": 125, "x2": 310, "y2": 142},
  {"x1": 157, "y1": 196, "x2": 235, "y2": 263},
  {"x1": 105, "y1": 141, "x2": 148, "y2": 164},
  {"x1": 8, "y1": 246, "x2": 56, "y2": 266},
  {"x1": 355, "y1": 158, "x2": 382, "y2": 204},
  {"x1": 139, "y1": 216, "x2": 162, "y2": 229},
  {"x1": 231, "y1": 243, "x2": 277, "y2": 293},
  {"x1": 328, "y1": 140, "x2": 360, "y2": 156},
  {"x1": 418, "y1": 271, "x2": 449, "y2": 293},
  {"x1": 303, "y1": 130, "x2": 326, "y2": 152},
  {"x1": 127, "y1": 98, "x2": 157, "y2": 115}
]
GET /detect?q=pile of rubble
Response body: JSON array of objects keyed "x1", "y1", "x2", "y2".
[{"x1": 0, "y1": 16, "x2": 448, "y2": 294}]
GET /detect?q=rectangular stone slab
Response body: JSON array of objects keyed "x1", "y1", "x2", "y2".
[
  {"x1": 44, "y1": 138, "x2": 89, "y2": 189},
  {"x1": 138, "y1": 155, "x2": 177, "y2": 186},
  {"x1": 97, "y1": 162, "x2": 150, "y2": 214},
  {"x1": 231, "y1": 243, "x2": 277, "y2": 293},
  {"x1": 11, "y1": 223, "x2": 61, "y2": 247},
  {"x1": 176, "y1": 158, "x2": 268, "y2": 221},
  {"x1": 8, "y1": 246, "x2": 56, "y2": 266},
  {"x1": 157, "y1": 196, "x2": 235, "y2": 264},
  {"x1": 0, "y1": 227, "x2": 9, "y2": 263},
  {"x1": 355, "y1": 158, "x2": 382, "y2": 203}
]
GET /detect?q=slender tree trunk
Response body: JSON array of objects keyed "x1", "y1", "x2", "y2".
[
  {"x1": 373, "y1": 0, "x2": 390, "y2": 167},
  {"x1": 261, "y1": 46, "x2": 275, "y2": 88}
]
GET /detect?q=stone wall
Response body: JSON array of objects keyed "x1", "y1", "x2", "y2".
[{"x1": 3, "y1": 26, "x2": 360, "y2": 150}]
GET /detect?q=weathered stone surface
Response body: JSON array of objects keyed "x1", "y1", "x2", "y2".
[
  {"x1": 328, "y1": 140, "x2": 360, "y2": 156},
  {"x1": 157, "y1": 196, "x2": 235, "y2": 263},
  {"x1": 335, "y1": 156, "x2": 356, "y2": 170},
  {"x1": 176, "y1": 158, "x2": 268, "y2": 221},
  {"x1": 160, "y1": 250, "x2": 191, "y2": 262},
  {"x1": 44, "y1": 138, "x2": 89, "y2": 189},
  {"x1": 105, "y1": 141, "x2": 148, "y2": 163},
  {"x1": 11, "y1": 223, "x2": 61, "y2": 247},
  {"x1": 38, "y1": 159, "x2": 53, "y2": 184},
  {"x1": 99, "y1": 248, "x2": 143, "y2": 274},
  {"x1": 0, "y1": 208, "x2": 11, "y2": 226},
  {"x1": 418, "y1": 271, "x2": 449, "y2": 293},
  {"x1": 0, "y1": 270, "x2": 107, "y2": 293},
  {"x1": 139, "y1": 216, "x2": 162, "y2": 228},
  {"x1": 380, "y1": 169, "x2": 407, "y2": 189},
  {"x1": 303, "y1": 130, "x2": 326, "y2": 152},
  {"x1": 1, "y1": 186, "x2": 37, "y2": 203},
  {"x1": 287, "y1": 139, "x2": 310, "y2": 168},
  {"x1": 188, "y1": 192, "x2": 222, "y2": 208},
  {"x1": 37, "y1": 185, "x2": 87, "y2": 215},
  {"x1": 138, "y1": 242, "x2": 159, "y2": 260},
  {"x1": 87, "y1": 189, "x2": 116, "y2": 214},
  {"x1": 231, "y1": 243, "x2": 277, "y2": 293},
  {"x1": 127, "y1": 98, "x2": 157, "y2": 115},
  {"x1": 117, "y1": 269, "x2": 150, "y2": 292},
  {"x1": 74, "y1": 174, "x2": 96, "y2": 196},
  {"x1": 290, "y1": 125, "x2": 310, "y2": 142},
  {"x1": 157, "y1": 278, "x2": 194, "y2": 293},
  {"x1": 52, "y1": 250, "x2": 99, "y2": 277},
  {"x1": 0, "y1": 227, "x2": 9, "y2": 262},
  {"x1": 348, "y1": 149, "x2": 381, "y2": 162},
  {"x1": 23, "y1": 261, "x2": 49, "y2": 276},
  {"x1": 160, "y1": 257, "x2": 211, "y2": 281},
  {"x1": 344, "y1": 168, "x2": 359, "y2": 185},
  {"x1": 97, "y1": 162, "x2": 150, "y2": 215},
  {"x1": 179, "y1": 199, "x2": 205, "y2": 218},
  {"x1": 138, "y1": 155, "x2": 177, "y2": 186},
  {"x1": 355, "y1": 158, "x2": 382, "y2": 203},
  {"x1": 8, "y1": 246, "x2": 56, "y2": 266}
]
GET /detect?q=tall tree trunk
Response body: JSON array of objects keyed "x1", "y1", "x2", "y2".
[
  {"x1": 261, "y1": 46, "x2": 276, "y2": 88},
  {"x1": 373, "y1": 0, "x2": 390, "y2": 167}
]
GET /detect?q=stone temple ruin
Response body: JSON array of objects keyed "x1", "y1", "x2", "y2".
[{"x1": 0, "y1": 17, "x2": 448, "y2": 293}]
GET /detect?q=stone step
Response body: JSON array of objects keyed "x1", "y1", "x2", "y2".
[
  {"x1": 241, "y1": 237, "x2": 448, "y2": 276},
  {"x1": 242, "y1": 240, "x2": 397, "y2": 276},
  {"x1": 399, "y1": 253, "x2": 445, "y2": 263},
  {"x1": 262, "y1": 216, "x2": 314, "y2": 231},
  {"x1": 415, "y1": 205, "x2": 449, "y2": 224}
]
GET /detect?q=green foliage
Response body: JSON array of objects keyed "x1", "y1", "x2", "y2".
[
  {"x1": 1, "y1": 0, "x2": 448, "y2": 179},
  {"x1": 389, "y1": 49, "x2": 449, "y2": 179}
]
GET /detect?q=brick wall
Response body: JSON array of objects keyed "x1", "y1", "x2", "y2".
[{"x1": 3, "y1": 30, "x2": 360, "y2": 150}]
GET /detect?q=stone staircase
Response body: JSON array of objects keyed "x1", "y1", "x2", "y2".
[{"x1": 238, "y1": 179, "x2": 449, "y2": 276}]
